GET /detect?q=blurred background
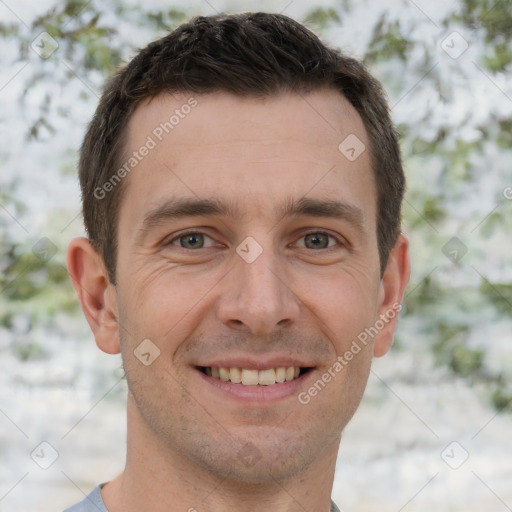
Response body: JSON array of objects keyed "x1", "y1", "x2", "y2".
[{"x1": 1, "y1": 0, "x2": 511, "y2": 510}]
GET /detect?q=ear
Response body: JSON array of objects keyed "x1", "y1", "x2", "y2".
[
  {"x1": 373, "y1": 233, "x2": 410, "y2": 357},
  {"x1": 66, "y1": 237, "x2": 120, "y2": 354}
]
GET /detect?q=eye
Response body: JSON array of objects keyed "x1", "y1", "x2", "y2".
[
  {"x1": 297, "y1": 232, "x2": 338, "y2": 250},
  {"x1": 169, "y1": 232, "x2": 215, "y2": 249}
]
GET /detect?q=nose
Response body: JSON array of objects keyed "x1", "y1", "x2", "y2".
[{"x1": 216, "y1": 244, "x2": 301, "y2": 336}]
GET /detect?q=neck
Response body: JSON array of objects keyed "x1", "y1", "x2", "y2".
[{"x1": 102, "y1": 395, "x2": 339, "y2": 512}]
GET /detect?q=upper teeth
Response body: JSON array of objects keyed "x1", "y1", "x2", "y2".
[{"x1": 206, "y1": 366, "x2": 301, "y2": 386}]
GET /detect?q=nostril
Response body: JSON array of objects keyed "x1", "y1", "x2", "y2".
[{"x1": 226, "y1": 319, "x2": 249, "y2": 331}]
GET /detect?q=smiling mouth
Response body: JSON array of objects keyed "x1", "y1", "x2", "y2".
[{"x1": 198, "y1": 366, "x2": 313, "y2": 386}]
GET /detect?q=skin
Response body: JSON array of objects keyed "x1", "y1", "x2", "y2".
[{"x1": 67, "y1": 89, "x2": 410, "y2": 512}]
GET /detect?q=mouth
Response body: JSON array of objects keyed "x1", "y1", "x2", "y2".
[{"x1": 197, "y1": 366, "x2": 313, "y2": 386}]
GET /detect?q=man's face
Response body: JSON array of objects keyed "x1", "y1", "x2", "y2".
[{"x1": 113, "y1": 90, "x2": 386, "y2": 481}]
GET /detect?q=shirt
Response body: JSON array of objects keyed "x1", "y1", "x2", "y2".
[{"x1": 63, "y1": 484, "x2": 341, "y2": 512}]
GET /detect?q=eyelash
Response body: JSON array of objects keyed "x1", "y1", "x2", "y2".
[
  {"x1": 293, "y1": 230, "x2": 344, "y2": 249},
  {"x1": 168, "y1": 230, "x2": 217, "y2": 248},
  {"x1": 167, "y1": 230, "x2": 346, "y2": 250}
]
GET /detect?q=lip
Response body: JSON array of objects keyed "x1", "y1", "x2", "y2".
[
  {"x1": 195, "y1": 366, "x2": 316, "y2": 403},
  {"x1": 194, "y1": 357, "x2": 311, "y2": 370}
]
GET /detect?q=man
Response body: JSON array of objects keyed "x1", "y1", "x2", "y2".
[{"x1": 65, "y1": 12, "x2": 410, "y2": 512}]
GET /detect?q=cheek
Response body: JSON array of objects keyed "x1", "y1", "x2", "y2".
[
  {"x1": 118, "y1": 261, "x2": 224, "y2": 348},
  {"x1": 297, "y1": 264, "x2": 381, "y2": 351}
]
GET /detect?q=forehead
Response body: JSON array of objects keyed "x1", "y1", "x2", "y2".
[{"x1": 119, "y1": 89, "x2": 376, "y2": 227}]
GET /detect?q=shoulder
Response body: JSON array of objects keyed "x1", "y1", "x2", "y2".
[
  {"x1": 63, "y1": 484, "x2": 108, "y2": 512},
  {"x1": 331, "y1": 501, "x2": 341, "y2": 512}
]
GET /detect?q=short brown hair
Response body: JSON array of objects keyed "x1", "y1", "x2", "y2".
[{"x1": 79, "y1": 12, "x2": 404, "y2": 283}]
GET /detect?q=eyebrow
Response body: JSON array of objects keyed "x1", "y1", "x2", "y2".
[
  {"x1": 137, "y1": 195, "x2": 366, "y2": 244},
  {"x1": 137, "y1": 197, "x2": 239, "y2": 244},
  {"x1": 276, "y1": 197, "x2": 366, "y2": 232}
]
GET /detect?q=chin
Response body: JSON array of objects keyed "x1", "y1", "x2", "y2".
[{"x1": 188, "y1": 427, "x2": 327, "y2": 485}]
